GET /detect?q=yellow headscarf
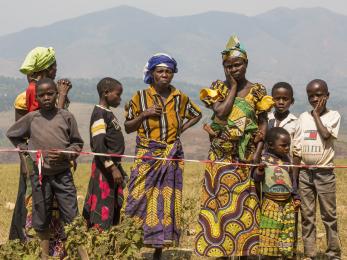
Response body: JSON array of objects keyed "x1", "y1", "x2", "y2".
[
  {"x1": 14, "y1": 91, "x2": 27, "y2": 110},
  {"x1": 19, "y1": 47, "x2": 56, "y2": 75},
  {"x1": 221, "y1": 35, "x2": 248, "y2": 61}
]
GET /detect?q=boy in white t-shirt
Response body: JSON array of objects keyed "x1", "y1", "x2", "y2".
[
  {"x1": 292, "y1": 79, "x2": 341, "y2": 260},
  {"x1": 268, "y1": 82, "x2": 297, "y2": 140}
]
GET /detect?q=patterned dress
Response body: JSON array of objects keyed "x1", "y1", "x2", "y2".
[
  {"x1": 83, "y1": 105, "x2": 126, "y2": 230},
  {"x1": 195, "y1": 81, "x2": 274, "y2": 257},
  {"x1": 126, "y1": 137, "x2": 184, "y2": 247},
  {"x1": 254, "y1": 152, "x2": 297, "y2": 258},
  {"x1": 125, "y1": 85, "x2": 201, "y2": 247}
]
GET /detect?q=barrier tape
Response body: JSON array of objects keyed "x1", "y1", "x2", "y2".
[
  {"x1": 36, "y1": 150, "x2": 44, "y2": 185},
  {"x1": 0, "y1": 148, "x2": 344, "y2": 169}
]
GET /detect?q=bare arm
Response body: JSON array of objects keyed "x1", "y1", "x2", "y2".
[
  {"x1": 252, "y1": 162, "x2": 266, "y2": 182},
  {"x1": 258, "y1": 112, "x2": 268, "y2": 137},
  {"x1": 292, "y1": 155, "x2": 301, "y2": 195},
  {"x1": 213, "y1": 89, "x2": 237, "y2": 119},
  {"x1": 292, "y1": 116, "x2": 302, "y2": 188},
  {"x1": 124, "y1": 113, "x2": 146, "y2": 134},
  {"x1": 57, "y1": 94, "x2": 68, "y2": 109},
  {"x1": 212, "y1": 71, "x2": 238, "y2": 119},
  {"x1": 290, "y1": 160, "x2": 301, "y2": 200},
  {"x1": 124, "y1": 106, "x2": 162, "y2": 134},
  {"x1": 312, "y1": 97, "x2": 331, "y2": 139},
  {"x1": 253, "y1": 112, "x2": 268, "y2": 163},
  {"x1": 181, "y1": 114, "x2": 202, "y2": 134},
  {"x1": 253, "y1": 142, "x2": 264, "y2": 163},
  {"x1": 312, "y1": 113, "x2": 331, "y2": 139},
  {"x1": 56, "y1": 79, "x2": 72, "y2": 109}
]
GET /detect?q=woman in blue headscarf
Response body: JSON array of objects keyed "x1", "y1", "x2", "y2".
[{"x1": 125, "y1": 53, "x2": 202, "y2": 259}]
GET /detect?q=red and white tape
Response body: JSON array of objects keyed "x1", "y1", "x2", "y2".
[{"x1": 0, "y1": 148, "x2": 344, "y2": 169}]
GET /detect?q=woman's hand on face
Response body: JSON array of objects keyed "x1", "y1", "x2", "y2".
[
  {"x1": 57, "y1": 79, "x2": 72, "y2": 95},
  {"x1": 224, "y1": 67, "x2": 237, "y2": 90},
  {"x1": 142, "y1": 105, "x2": 162, "y2": 118}
]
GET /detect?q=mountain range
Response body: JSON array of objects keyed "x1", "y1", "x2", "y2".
[
  {"x1": 0, "y1": 6, "x2": 347, "y2": 89},
  {"x1": 1, "y1": 6, "x2": 347, "y2": 161}
]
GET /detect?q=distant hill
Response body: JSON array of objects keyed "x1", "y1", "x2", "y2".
[
  {"x1": 0, "y1": 6, "x2": 347, "y2": 89},
  {"x1": 0, "y1": 6, "x2": 346, "y2": 159},
  {"x1": 0, "y1": 76, "x2": 203, "y2": 111},
  {"x1": 1, "y1": 75, "x2": 344, "y2": 120},
  {"x1": 0, "y1": 102, "x2": 346, "y2": 163},
  {"x1": 0, "y1": 103, "x2": 212, "y2": 163}
]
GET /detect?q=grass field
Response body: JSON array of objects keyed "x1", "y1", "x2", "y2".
[{"x1": 0, "y1": 160, "x2": 346, "y2": 259}]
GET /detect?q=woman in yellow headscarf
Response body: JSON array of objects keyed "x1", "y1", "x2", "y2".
[{"x1": 195, "y1": 36, "x2": 274, "y2": 258}]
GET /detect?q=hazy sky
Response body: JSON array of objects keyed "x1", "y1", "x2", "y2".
[{"x1": 1, "y1": 0, "x2": 346, "y2": 36}]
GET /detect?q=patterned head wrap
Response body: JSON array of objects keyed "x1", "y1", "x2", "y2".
[
  {"x1": 221, "y1": 35, "x2": 248, "y2": 61},
  {"x1": 19, "y1": 47, "x2": 56, "y2": 75},
  {"x1": 143, "y1": 53, "x2": 178, "y2": 84}
]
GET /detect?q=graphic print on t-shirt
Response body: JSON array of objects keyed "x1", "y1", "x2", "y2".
[
  {"x1": 293, "y1": 110, "x2": 341, "y2": 166},
  {"x1": 304, "y1": 130, "x2": 318, "y2": 140},
  {"x1": 302, "y1": 129, "x2": 323, "y2": 164}
]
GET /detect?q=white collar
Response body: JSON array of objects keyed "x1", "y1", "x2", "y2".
[
  {"x1": 96, "y1": 105, "x2": 112, "y2": 112},
  {"x1": 268, "y1": 111, "x2": 297, "y2": 127},
  {"x1": 268, "y1": 112, "x2": 297, "y2": 120}
]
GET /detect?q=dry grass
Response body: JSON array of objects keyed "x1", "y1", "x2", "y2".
[{"x1": 0, "y1": 160, "x2": 346, "y2": 259}]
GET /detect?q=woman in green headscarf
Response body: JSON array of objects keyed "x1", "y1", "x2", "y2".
[
  {"x1": 19, "y1": 47, "x2": 72, "y2": 112},
  {"x1": 195, "y1": 36, "x2": 274, "y2": 258}
]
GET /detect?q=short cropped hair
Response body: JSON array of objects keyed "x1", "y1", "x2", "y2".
[
  {"x1": 266, "y1": 127, "x2": 290, "y2": 145},
  {"x1": 97, "y1": 77, "x2": 122, "y2": 97},
  {"x1": 272, "y1": 82, "x2": 294, "y2": 99},
  {"x1": 36, "y1": 78, "x2": 57, "y2": 91},
  {"x1": 306, "y1": 79, "x2": 328, "y2": 93}
]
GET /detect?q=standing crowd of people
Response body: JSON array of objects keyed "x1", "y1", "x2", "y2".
[{"x1": 5, "y1": 35, "x2": 341, "y2": 260}]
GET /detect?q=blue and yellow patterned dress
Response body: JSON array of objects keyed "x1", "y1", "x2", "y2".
[{"x1": 195, "y1": 80, "x2": 273, "y2": 257}]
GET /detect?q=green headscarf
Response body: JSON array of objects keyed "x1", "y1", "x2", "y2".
[
  {"x1": 221, "y1": 35, "x2": 248, "y2": 61},
  {"x1": 19, "y1": 47, "x2": 56, "y2": 75}
]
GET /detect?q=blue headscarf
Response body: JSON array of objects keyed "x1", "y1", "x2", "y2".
[{"x1": 143, "y1": 53, "x2": 178, "y2": 84}]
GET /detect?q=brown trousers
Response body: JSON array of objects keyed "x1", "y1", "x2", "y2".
[{"x1": 299, "y1": 169, "x2": 341, "y2": 259}]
